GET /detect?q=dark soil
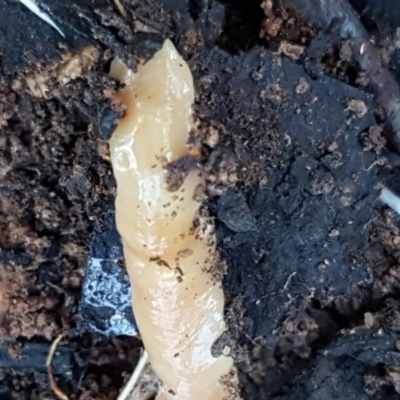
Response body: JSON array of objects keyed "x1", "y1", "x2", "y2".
[{"x1": 1, "y1": 0, "x2": 400, "y2": 399}]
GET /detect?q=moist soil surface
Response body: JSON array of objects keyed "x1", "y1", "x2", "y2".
[{"x1": 1, "y1": 0, "x2": 400, "y2": 399}]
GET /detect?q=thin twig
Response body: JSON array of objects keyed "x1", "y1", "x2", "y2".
[
  {"x1": 114, "y1": 0, "x2": 128, "y2": 19},
  {"x1": 46, "y1": 334, "x2": 69, "y2": 400},
  {"x1": 117, "y1": 350, "x2": 149, "y2": 400}
]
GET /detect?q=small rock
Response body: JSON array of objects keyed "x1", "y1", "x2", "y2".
[
  {"x1": 364, "y1": 312, "x2": 374, "y2": 329},
  {"x1": 217, "y1": 190, "x2": 257, "y2": 233},
  {"x1": 295, "y1": 77, "x2": 310, "y2": 94},
  {"x1": 222, "y1": 345, "x2": 231, "y2": 356}
]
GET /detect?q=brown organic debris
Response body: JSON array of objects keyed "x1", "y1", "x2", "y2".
[
  {"x1": 346, "y1": 99, "x2": 368, "y2": 118},
  {"x1": 280, "y1": 41, "x2": 305, "y2": 60},
  {"x1": 21, "y1": 46, "x2": 98, "y2": 98}
]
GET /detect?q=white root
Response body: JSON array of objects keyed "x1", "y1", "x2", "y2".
[
  {"x1": 117, "y1": 351, "x2": 149, "y2": 400},
  {"x1": 379, "y1": 187, "x2": 400, "y2": 216},
  {"x1": 19, "y1": 0, "x2": 65, "y2": 37}
]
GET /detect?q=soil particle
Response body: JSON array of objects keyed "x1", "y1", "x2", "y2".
[
  {"x1": 165, "y1": 156, "x2": 199, "y2": 192},
  {"x1": 220, "y1": 368, "x2": 241, "y2": 400},
  {"x1": 217, "y1": 190, "x2": 257, "y2": 233}
]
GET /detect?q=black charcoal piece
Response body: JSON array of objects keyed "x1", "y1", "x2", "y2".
[
  {"x1": 98, "y1": 108, "x2": 119, "y2": 140},
  {"x1": 0, "y1": 340, "x2": 74, "y2": 374}
]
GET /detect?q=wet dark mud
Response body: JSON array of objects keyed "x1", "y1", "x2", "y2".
[{"x1": 0, "y1": 0, "x2": 400, "y2": 399}]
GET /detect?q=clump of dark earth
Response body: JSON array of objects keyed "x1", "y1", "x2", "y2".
[
  {"x1": 217, "y1": 190, "x2": 257, "y2": 233},
  {"x1": 275, "y1": 0, "x2": 400, "y2": 153},
  {"x1": 2, "y1": 0, "x2": 400, "y2": 399}
]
